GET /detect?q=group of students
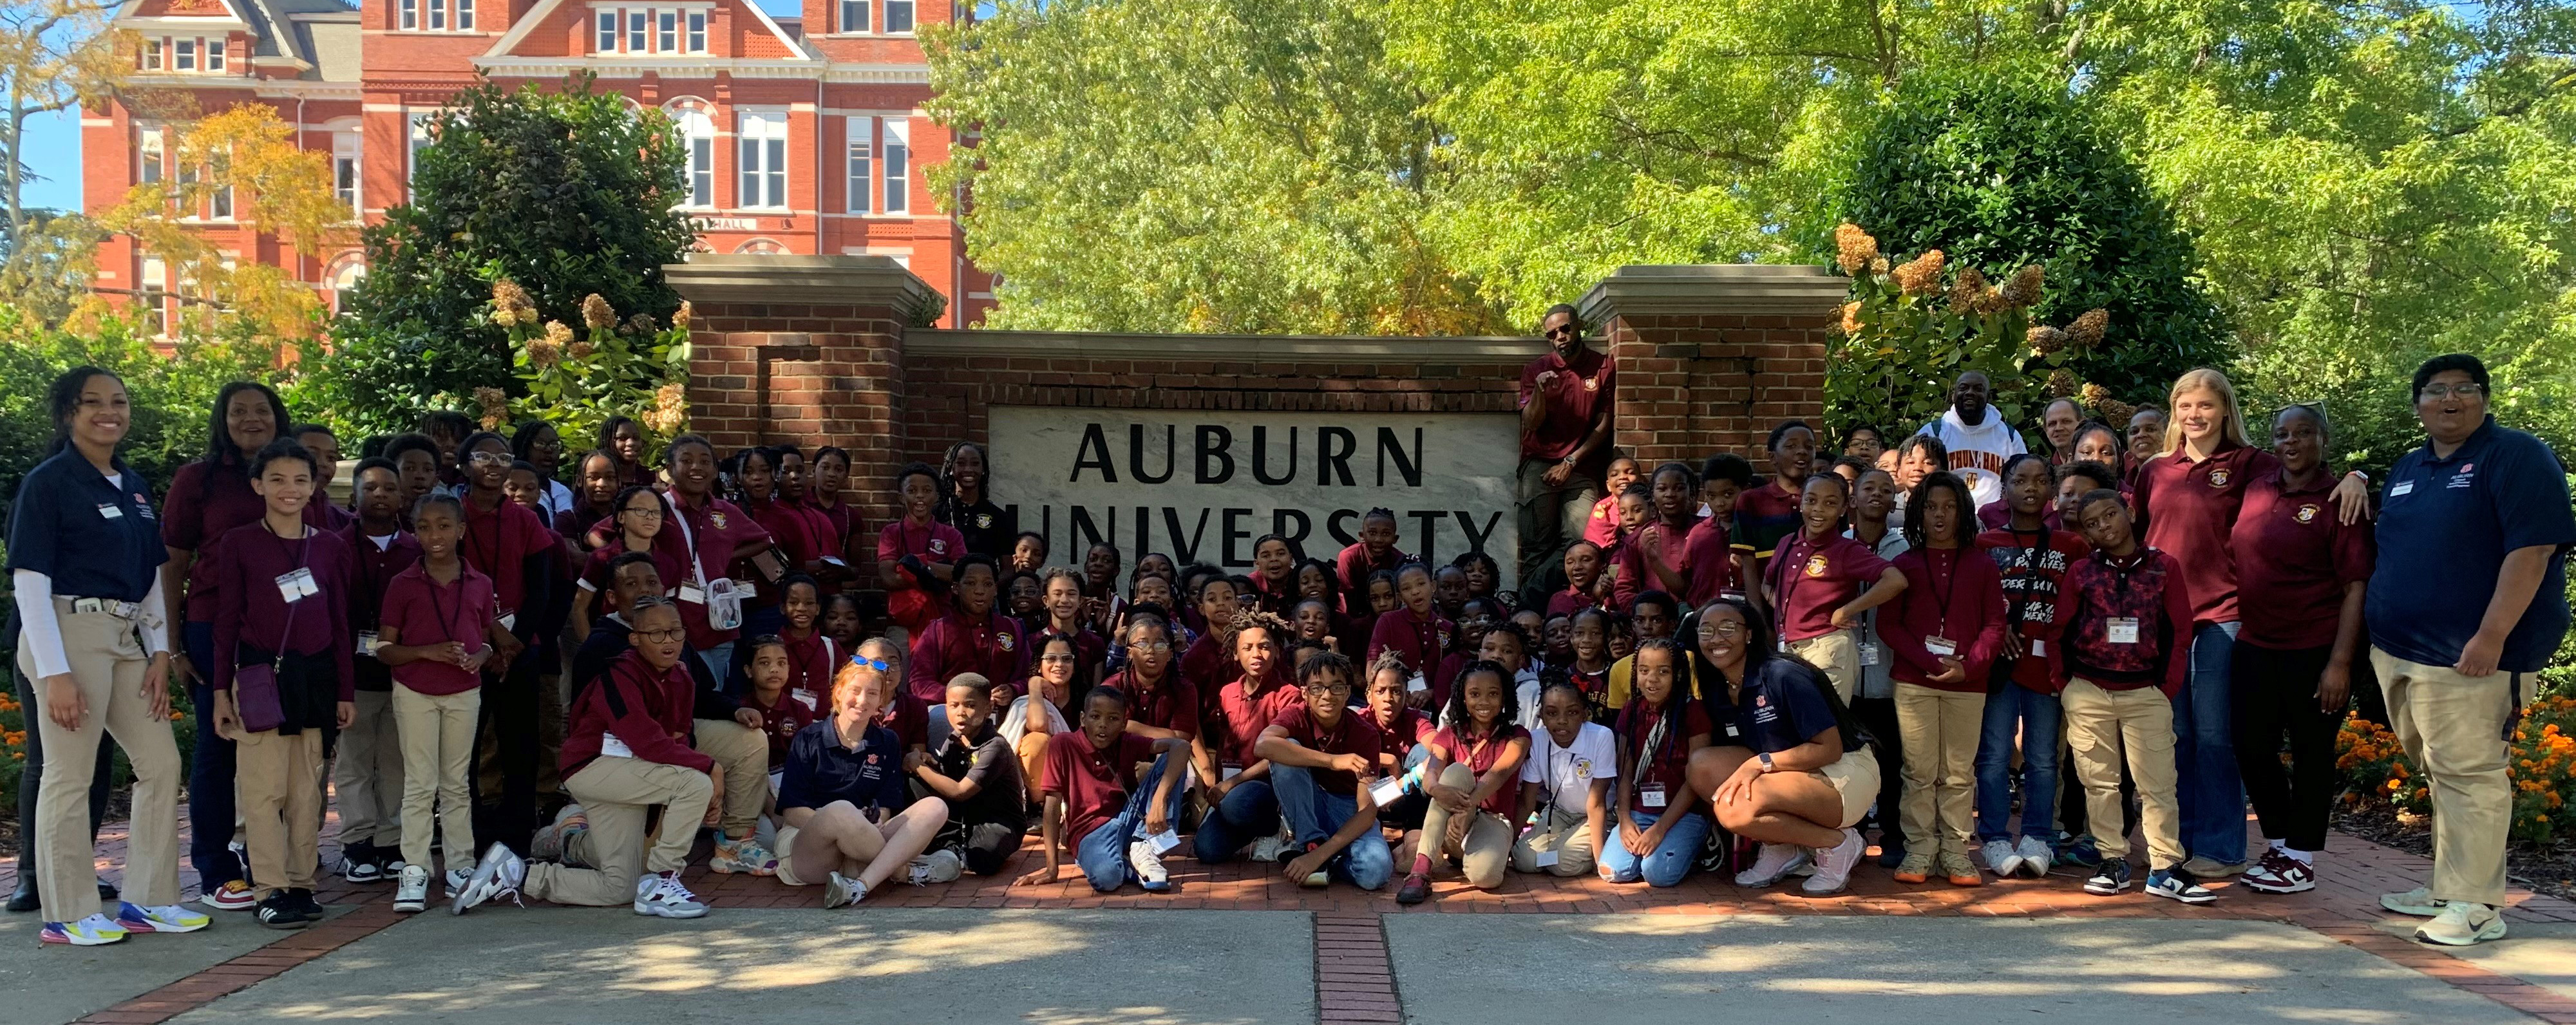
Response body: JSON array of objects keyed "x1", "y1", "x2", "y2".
[{"x1": 6, "y1": 330, "x2": 2568, "y2": 950}]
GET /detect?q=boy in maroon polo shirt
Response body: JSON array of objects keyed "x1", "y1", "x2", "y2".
[
  {"x1": 879, "y1": 462, "x2": 966, "y2": 634},
  {"x1": 336, "y1": 458, "x2": 422, "y2": 882},
  {"x1": 455, "y1": 431, "x2": 558, "y2": 857},
  {"x1": 1256, "y1": 652, "x2": 1392, "y2": 890},
  {"x1": 1683, "y1": 453, "x2": 1756, "y2": 607},
  {"x1": 1764, "y1": 474, "x2": 1908, "y2": 702},
  {"x1": 1018, "y1": 688, "x2": 1190, "y2": 894},
  {"x1": 1515, "y1": 305, "x2": 1616, "y2": 608},
  {"x1": 908, "y1": 556, "x2": 1028, "y2": 704},
  {"x1": 2060, "y1": 489, "x2": 2212, "y2": 905}
]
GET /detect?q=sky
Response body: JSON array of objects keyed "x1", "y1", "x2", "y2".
[{"x1": 20, "y1": 0, "x2": 811, "y2": 214}]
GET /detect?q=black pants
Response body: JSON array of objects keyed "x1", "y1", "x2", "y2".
[
  {"x1": 472, "y1": 647, "x2": 542, "y2": 855},
  {"x1": 13, "y1": 666, "x2": 112, "y2": 884},
  {"x1": 1850, "y1": 695, "x2": 1906, "y2": 851},
  {"x1": 2230, "y1": 641, "x2": 2342, "y2": 852},
  {"x1": 956, "y1": 820, "x2": 1025, "y2": 876}
]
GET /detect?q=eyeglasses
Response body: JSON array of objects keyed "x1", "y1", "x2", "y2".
[
  {"x1": 1303, "y1": 682, "x2": 1353, "y2": 695},
  {"x1": 621, "y1": 505, "x2": 664, "y2": 518},
  {"x1": 848, "y1": 655, "x2": 893, "y2": 672},
  {"x1": 634, "y1": 628, "x2": 686, "y2": 643},
  {"x1": 468, "y1": 451, "x2": 511, "y2": 466},
  {"x1": 1039, "y1": 654, "x2": 1077, "y2": 664},
  {"x1": 1126, "y1": 641, "x2": 1173, "y2": 654},
  {"x1": 2419, "y1": 382, "x2": 2486, "y2": 400},
  {"x1": 1696, "y1": 621, "x2": 1746, "y2": 640}
]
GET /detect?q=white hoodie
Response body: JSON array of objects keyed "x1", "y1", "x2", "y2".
[{"x1": 1917, "y1": 408, "x2": 2027, "y2": 509}]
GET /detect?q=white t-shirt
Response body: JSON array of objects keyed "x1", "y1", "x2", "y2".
[
  {"x1": 1917, "y1": 408, "x2": 2027, "y2": 510},
  {"x1": 1520, "y1": 721, "x2": 1617, "y2": 813}
]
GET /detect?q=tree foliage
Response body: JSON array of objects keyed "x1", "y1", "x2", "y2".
[
  {"x1": 498, "y1": 281, "x2": 690, "y2": 456},
  {"x1": 0, "y1": 0, "x2": 140, "y2": 285},
  {"x1": 1824, "y1": 225, "x2": 2107, "y2": 438},
  {"x1": 316, "y1": 76, "x2": 696, "y2": 435}
]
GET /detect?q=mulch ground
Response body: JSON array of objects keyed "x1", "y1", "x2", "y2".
[{"x1": 2334, "y1": 803, "x2": 2576, "y2": 905}]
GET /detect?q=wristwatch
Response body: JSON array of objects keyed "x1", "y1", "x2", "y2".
[{"x1": 1757, "y1": 752, "x2": 1777, "y2": 773}]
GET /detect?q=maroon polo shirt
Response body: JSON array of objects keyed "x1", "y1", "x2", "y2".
[
  {"x1": 2230, "y1": 468, "x2": 2374, "y2": 650},
  {"x1": 1765, "y1": 532, "x2": 1891, "y2": 642},
  {"x1": 1100, "y1": 667, "x2": 1201, "y2": 741},
  {"x1": 162, "y1": 457, "x2": 269, "y2": 624},
  {"x1": 459, "y1": 493, "x2": 554, "y2": 624},
  {"x1": 1213, "y1": 674, "x2": 1301, "y2": 767},
  {"x1": 210, "y1": 522, "x2": 356, "y2": 700},
  {"x1": 749, "y1": 496, "x2": 835, "y2": 576},
  {"x1": 1043, "y1": 729, "x2": 1160, "y2": 847},
  {"x1": 1364, "y1": 607, "x2": 1454, "y2": 680},
  {"x1": 1365, "y1": 704, "x2": 1433, "y2": 755},
  {"x1": 781, "y1": 629, "x2": 838, "y2": 708},
  {"x1": 379, "y1": 562, "x2": 495, "y2": 696},
  {"x1": 1518, "y1": 346, "x2": 1614, "y2": 467},
  {"x1": 1681, "y1": 514, "x2": 1739, "y2": 607},
  {"x1": 1978, "y1": 502, "x2": 2062, "y2": 532},
  {"x1": 1878, "y1": 546, "x2": 2008, "y2": 693},
  {"x1": 1545, "y1": 587, "x2": 1596, "y2": 620},
  {"x1": 908, "y1": 608, "x2": 1030, "y2": 702},
  {"x1": 1428, "y1": 722, "x2": 1530, "y2": 816},
  {"x1": 2130, "y1": 440, "x2": 2280, "y2": 626},
  {"x1": 1333, "y1": 542, "x2": 1410, "y2": 608},
  {"x1": 1611, "y1": 514, "x2": 1696, "y2": 612},
  {"x1": 1615, "y1": 697, "x2": 1711, "y2": 815},
  {"x1": 1267, "y1": 703, "x2": 1387, "y2": 796},
  {"x1": 654, "y1": 491, "x2": 771, "y2": 650}
]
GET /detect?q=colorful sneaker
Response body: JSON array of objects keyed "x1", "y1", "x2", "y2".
[
  {"x1": 1735, "y1": 843, "x2": 1812, "y2": 888},
  {"x1": 1892, "y1": 852, "x2": 1934, "y2": 885},
  {"x1": 2242, "y1": 851, "x2": 2316, "y2": 894},
  {"x1": 1982, "y1": 839, "x2": 2025, "y2": 879},
  {"x1": 632, "y1": 871, "x2": 708, "y2": 919},
  {"x1": 529, "y1": 805, "x2": 582, "y2": 864},
  {"x1": 2014, "y1": 835, "x2": 2055, "y2": 878},
  {"x1": 393, "y1": 865, "x2": 430, "y2": 914},
  {"x1": 2083, "y1": 858, "x2": 2133, "y2": 896},
  {"x1": 116, "y1": 901, "x2": 209, "y2": 934},
  {"x1": 2055, "y1": 832, "x2": 2102, "y2": 870},
  {"x1": 451, "y1": 843, "x2": 526, "y2": 915},
  {"x1": 1394, "y1": 872, "x2": 1430, "y2": 905},
  {"x1": 199, "y1": 879, "x2": 256, "y2": 912},
  {"x1": 2145, "y1": 868, "x2": 2216, "y2": 904},
  {"x1": 40, "y1": 914, "x2": 129, "y2": 946},
  {"x1": 1128, "y1": 840, "x2": 1172, "y2": 892},
  {"x1": 2414, "y1": 902, "x2": 2506, "y2": 946},
  {"x1": 1938, "y1": 852, "x2": 1985, "y2": 887},
  {"x1": 1801, "y1": 828, "x2": 1866, "y2": 896},
  {"x1": 823, "y1": 871, "x2": 866, "y2": 909},
  {"x1": 710, "y1": 836, "x2": 780, "y2": 876},
  {"x1": 2381, "y1": 887, "x2": 2448, "y2": 917}
]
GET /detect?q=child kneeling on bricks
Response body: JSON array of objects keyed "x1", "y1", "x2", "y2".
[
  {"x1": 450, "y1": 597, "x2": 720, "y2": 917},
  {"x1": 1016, "y1": 686, "x2": 1190, "y2": 892},
  {"x1": 1685, "y1": 597, "x2": 1884, "y2": 896}
]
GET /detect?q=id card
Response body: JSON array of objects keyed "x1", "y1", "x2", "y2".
[
  {"x1": 2389, "y1": 480, "x2": 2415, "y2": 497},
  {"x1": 792, "y1": 688, "x2": 819, "y2": 712},
  {"x1": 1859, "y1": 642, "x2": 1882, "y2": 666},
  {"x1": 599, "y1": 732, "x2": 635, "y2": 758},
  {"x1": 1723, "y1": 722, "x2": 1742, "y2": 740},
  {"x1": 97, "y1": 503, "x2": 123, "y2": 520},
  {"x1": 498, "y1": 612, "x2": 518, "y2": 632},
  {"x1": 1368, "y1": 774, "x2": 1407, "y2": 806},
  {"x1": 733, "y1": 578, "x2": 756, "y2": 599},
  {"x1": 357, "y1": 631, "x2": 381, "y2": 658},
  {"x1": 1406, "y1": 672, "x2": 1428, "y2": 694},
  {"x1": 1640, "y1": 784, "x2": 1667, "y2": 809},
  {"x1": 2029, "y1": 639, "x2": 2046, "y2": 659},
  {"x1": 2106, "y1": 617, "x2": 2140, "y2": 645},
  {"x1": 1924, "y1": 635, "x2": 1957, "y2": 658},
  {"x1": 1148, "y1": 829, "x2": 1181, "y2": 854},
  {"x1": 1221, "y1": 764, "x2": 1242, "y2": 783},
  {"x1": 679, "y1": 585, "x2": 705, "y2": 604},
  {"x1": 275, "y1": 567, "x2": 318, "y2": 602},
  {"x1": 1533, "y1": 848, "x2": 1560, "y2": 869}
]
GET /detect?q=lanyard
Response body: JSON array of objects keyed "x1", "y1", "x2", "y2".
[
  {"x1": 670, "y1": 493, "x2": 714, "y2": 588},
  {"x1": 1925, "y1": 547, "x2": 1965, "y2": 638},
  {"x1": 425, "y1": 564, "x2": 468, "y2": 646}
]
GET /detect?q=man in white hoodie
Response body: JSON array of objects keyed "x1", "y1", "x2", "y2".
[{"x1": 1913, "y1": 371, "x2": 2026, "y2": 511}]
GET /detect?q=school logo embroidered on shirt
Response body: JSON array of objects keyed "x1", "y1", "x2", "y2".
[
  {"x1": 2450, "y1": 462, "x2": 2477, "y2": 489},
  {"x1": 996, "y1": 632, "x2": 1014, "y2": 652},
  {"x1": 976, "y1": 513, "x2": 994, "y2": 529},
  {"x1": 2206, "y1": 467, "x2": 2231, "y2": 488},
  {"x1": 931, "y1": 539, "x2": 949, "y2": 555},
  {"x1": 132, "y1": 493, "x2": 156, "y2": 519},
  {"x1": 1573, "y1": 757, "x2": 1594, "y2": 779},
  {"x1": 2295, "y1": 503, "x2": 2320, "y2": 523},
  {"x1": 1804, "y1": 555, "x2": 1829, "y2": 578},
  {"x1": 1582, "y1": 376, "x2": 1599, "y2": 392},
  {"x1": 710, "y1": 511, "x2": 729, "y2": 529}
]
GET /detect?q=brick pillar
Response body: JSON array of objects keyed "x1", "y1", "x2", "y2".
[
  {"x1": 668, "y1": 254, "x2": 941, "y2": 528},
  {"x1": 1577, "y1": 265, "x2": 1847, "y2": 467}
]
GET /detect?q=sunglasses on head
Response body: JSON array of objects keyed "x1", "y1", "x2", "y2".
[{"x1": 848, "y1": 655, "x2": 893, "y2": 672}]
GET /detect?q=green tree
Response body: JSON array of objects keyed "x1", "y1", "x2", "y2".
[{"x1": 314, "y1": 76, "x2": 696, "y2": 435}]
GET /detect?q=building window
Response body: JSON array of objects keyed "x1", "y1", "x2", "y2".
[
  {"x1": 738, "y1": 109, "x2": 787, "y2": 209},
  {"x1": 844, "y1": 117, "x2": 870, "y2": 213},
  {"x1": 627, "y1": 10, "x2": 647, "y2": 51},
  {"x1": 401, "y1": 0, "x2": 418, "y2": 30},
  {"x1": 839, "y1": 0, "x2": 866, "y2": 33},
  {"x1": 686, "y1": 10, "x2": 705, "y2": 51},
  {"x1": 886, "y1": 0, "x2": 913, "y2": 33},
  {"x1": 596, "y1": 11, "x2": 616, "y2": 50},
  {"x1": 174, "y1": 39, "x2": 195, "y2": 71},
  {"x1": 139, "y1": 256, "x2": 168, "y2": 337},
  {"x1": 429, "y1": 0, "x2": 445, "y2": 31},
  {"x1": 676, "y1": 108, "x2": 714, "y2": 208},
  {"x1": 138, "y1": 127, "x2": 164, "y2": 185},
  {"x1": 458, "y1": 0, "x2": 475, "y2": 30},
  {"x1": 408, "y1": 113, "x2": 434, "y2": 185},
  {"x1": 205, "y1": 37, "x2": 224, "y2": 71},
  {"x1": 882, "y1": 117, "x2": 908, "y2": 214},
  {"x1": 211, "y1": 182, "x2": 233, "y2": 220},
  {"x1": 143, "y1": 38, "x2": 162, "y2": 70},
  {"x1": 657, "y1": 10, "x2": 676, "y2": 51},
  {"x1": 332, "y1": 131, "x2": 361, "y2": 215}
]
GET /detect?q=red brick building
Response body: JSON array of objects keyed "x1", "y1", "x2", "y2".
[{"x1": 83, "y1": 0, "x2": 992, "y2": 332}]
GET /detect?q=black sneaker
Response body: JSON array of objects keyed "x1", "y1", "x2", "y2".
[
  {"x1": 1695, "y1": 829, "x2": 1731, "y2": 875},
  {"x1": 343, "y1": 842, "x2": 383, "y2": 883},
  {"x1": 291, "y1": 888, "x2": 328, "y2": 919},
  {"x1": 2083, "y1": 858, "x2": 2134, "y2": 896},
  {"x1": 256, "y1": 891, "x2": 310, "y2": 930},
  {"x1": 5, "y1": 879, "x2": 36, "y2": 912}
]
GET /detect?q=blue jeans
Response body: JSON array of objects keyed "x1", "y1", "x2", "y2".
[
  {"x1": 1270, "y1": 764, "x2": 1392, "y2": 890},
  {"x1": 1074, "y1": 752, "x2": 1188, "y2": 892},
  {"x1": 696, "y1": 641, "x2": 735, "y2": 693},
  {"x1": 1975, "y1": 683, "x2": 2061, "y2": 843},
  {"x1": 184, "y1": 621, "x2": 245, "y2": 889},
  {"x1": 1192, "y1": 778, "x2": 1279, "y2": 863},
  {"x1": 1596, "y1": 809, "x2": 1710, "y2": 887},
  {"x1": 2172, "y1": 621, "x2": 2246, "y2": 865}
]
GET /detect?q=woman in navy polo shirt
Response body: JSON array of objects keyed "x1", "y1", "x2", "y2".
[
  {"x1": 1686, "y1": 596, "x2": 1882, "y2": 897},
  {"x1": 2365, "y1": 353, "x2": 2575, "y2": 946},
  {"x1": 10, "y1": 367, "x2": 203, "y2": 945}
]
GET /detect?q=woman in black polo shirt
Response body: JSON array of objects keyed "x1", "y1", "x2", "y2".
[
  {"x1": 1685, "y1": 596, "x2": 1883, "y2": 897},
  {"x1": 9, "y1": 367, "x2": 203, "y2": 945}
]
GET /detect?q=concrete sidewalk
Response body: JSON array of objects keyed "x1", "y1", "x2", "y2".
[{"x1": 0, "y1": 906, "x2": 353, "y2": 1025}]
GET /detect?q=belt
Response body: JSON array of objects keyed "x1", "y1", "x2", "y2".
[{"x1": 66, "y1": 597, "x2": 144, "y2": 619}]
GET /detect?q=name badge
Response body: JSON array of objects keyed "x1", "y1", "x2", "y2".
[
  {"x1": 2106, "y1": 617, "x2": 2140, "y2": 645},
  {"x1": 498, "y1": 612, "x2": 518, "y2": 632},
  {"x1": 792, "y1": 688, "x2": 819, "y2": 712},
  {"x1": 679, "y1": 585, "x2": 705, "y2": 604},
  {"x1": 1221, "y1": 764, "x2": 1242, "y2": 782},
  {"x1": 733, "y1": 578, "x2": 757, "y2": 599},
  {"x1": 1533, "y1": 848, "x2": 1561, "y2": 869},
  {"x1": 1148, "y1": 829, "x2": 1181, "y2": 854},
  {"x1": 1640, "y1": 783, "x2": 1668, "y2": 809},
  {"x1": 276, "y1": 567, "x2": 318, "y2": 603},
  {"x1": 1859, "y1": 643, "x2": 1882, "y2": 666},
  {"x1": 1723, "y1": 722, "x2": 1742, "y2": 740},
  {"x1": 1924, "y1": 635, "x2": 1957, "y2": 658},
  {"x1": 357, "y1": 631, "x2": 381, "y2": 657},
  {"x1": 821, "y1": 556, "x2": 847, "y2": 568},
  {"x1": 1406, "y1": 673, "x2": 1428, "y2": 694},
  {"x1": 1367, "y1": 774, "x2": 1407, "y2": 806},
  {"x1": 97, "y1": 503, "x2": 123, "y2": 520},
  {"x1": 599, "y1": 732, "x2": 635, "y2": 758},
  {"x1": 2389, "y1": 480, "x2": 2415, "y2": 497},
  {"x1": 2029, "y1": 639, "x2": 2046, "y2": 658}
]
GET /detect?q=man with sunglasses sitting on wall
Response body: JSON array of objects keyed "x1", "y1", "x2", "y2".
[{"x1": 1518, "y1": 303, "x2": 1618, "y2": 610}]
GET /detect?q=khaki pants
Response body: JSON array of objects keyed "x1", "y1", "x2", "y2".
[
  {"x1": 237, "y1": 728, "x2": 324, "y2": 896},
  {"x1": 333, "y1": 690, "x2": 404, "y2": 849},
  {"x1": 694, "y1": 718, "x2": 769, "y2": 838},
  {"x1": 524, "y1": 757, "x2": 712, "y2": 907},
  {"x1": 393, "y1": 685, "x2": 480, "y2": 871},
  {"x1": 1895, "y1": 683, "x2": 1985, "y2": 860},
  {"x1": 1416, "y1": 763, "x2": 1512, "y2": 888},
  {"x1": 1789, "y1": 630, "x2": 1861, "y2": 704},
  {"x1": 1016, "y1": 731, "x2": 1050, "y2": 804},
  {"x1": 1511, "y1": 803, "x2": 1598, "y2": 877},
  {"x1": 18, "y1": 607, "x2": 180, "y2": 923},
  {"x1": 2374, "y1": 648, "x2": 2517, "y2": 907},
  {"x1": 2061, "y1": 677, "x2": 2184, "y2": 869},
  {"x1": 1819, "y1": 745, "x2": 1882, "y2": 829}
]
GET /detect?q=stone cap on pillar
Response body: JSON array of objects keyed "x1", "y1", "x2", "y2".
[
  {"x1": 1577, "y1": 264, "x2": 1849, "y2": 323},
  {"x1": 663, "y1": 254, "x2": 942, "y2": 323}
]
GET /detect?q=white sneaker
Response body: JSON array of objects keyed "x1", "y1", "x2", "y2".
[
  {"x1": 907, "y1": 849, "x2": 963, "y2": 885},
  {"x1": 443, "y1": 868, "x2": 469, "y2": 898},
  {"x1": 823, "y1": 871, "x2": 866, "y2": 909},
  {"x1": 1801, "y1": 828, "x2": 1866, "y2": 896},
  {"x1": 1129, "y1": 840, "x2": 1172, "y2": 892},
  {"x1": 1982, "y1": 838, "x2": 2027, "y2": 879},
  {"x1": 2414, "y1": 902, "x2": 2506, "y2": 946},
  {"x1": 450, "y1": 843, "x2": 525, "y2": 915},
  {"x1": 1250, "y1": 824, "x2": 1292, "y2": 863},
  {"x1": 2014, "y1": 835, "x2": 2055, "y2": 878},
  {"x1": 2382, "y1": 887, "x2": 2449, "y2": 917},
  {"x1": 631, "y1": 871, "x2": 708, "y2": 919},
  {"x1": 1734, "y1": 843, "x2": 1811, "y2": 887},
  {"x1": 392, "y1": 865, "x2": 430, "y2": 914}
]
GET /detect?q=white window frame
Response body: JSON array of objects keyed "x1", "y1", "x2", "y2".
[
  {"x1": 737, "y1": 108, "x2": 788, "y2": 211},
  {"x1": 686, "y1": 10, "x2": 705, "y2": 51},
  {"x1": 143, "y1": 37, "x2": 162, "y2": 70},
  {"x1": 429, "y1": 0, "x2": 445, "y2": 31},
  {"x1": 881, "y1": 117, "x2": 908, "y2": 214},
  {"x1": 408, "y1": 112, "x2": 435, "y2": 186},
  {"x1": 174, "y1": 38, "x2": 196, "y2": 71},
  {"x1": 626, "y1": 10, "x2": 647, "y2": 52},
  {"x1": 843, "y1": 116, "x2": 870, "y2": 213},
  {"x1": 838, "y1": 0, "x2": 866, "y2": 33},
  {"x1": 139, "y1": 256, "x2": 169, "y2": 337},
  {"x1": 675, "y1": 107, "x2": 715, "y2": 209},
  {"x1": 884, "y1": 0, "x2": 913, "y2": 33},
  {"x1": 138, "y1": 126, "x2": 165, "y2": 185},
  {"x1": 401, "y1": 0, "x2": 418, "y2": 30},
  {"x1": 332, "y1": 131, "x2": 361, "y2": 215},
  {"x1": 656, "y1": 10, "x2": 675, "y2": 50},
  {"x1": 458, "y1": 0, "x2": 475, "y2": 30},
  {"x1": 595, "y1": 10, "x2": 616, "y2": 51},
  {"x1": 205, "y1": 36, "x2": 224, "y2": 71}
]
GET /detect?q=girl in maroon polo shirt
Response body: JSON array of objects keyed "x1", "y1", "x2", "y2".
[
  {"x1": 211, "y1": 440, "x2": 357, "y2": 928},
  {"x1": 725, "y1": 447, "x2": 790, "y2": 637},
  {"x1": 1549, "y1": 540, "x2": 1605, "y2": 619},
  {"x1": 1560, "y1": 607, "x2": 1617, "y2": 724},
  {"x1": 1763, "y1": 474, "x2": 1909, "y2": 704},
  {"x1": 1614, "y1": 462, "x2": 1701, "y2": 611},
  {"x1": 1602, "y1": 639, "x2": 1712, "y2": 887},
  {"x1": 808, "y1": 447, "x2": 863, "y2": 579},
  {"x1": 374, "y1": 495, "x2": 497, "y2": 912},
  {"x1": 878, "y1": 462, "x2": 965, "y2": 633},
  {"x1": 1365, "y1": 563, "x2": 1454, "y2": 709},
  {"x1": 1876, "y1": 472, "x2": 2006, "y2": 887},
  {"x1": 777, "y1": 575, "x2": 837, "y2": 713},
  {"x1": 1249, "y1": 535, "x2": 1300, "y2": 616},
  {"x1": 560, "y1": 449, "x2": 620, "y2": 545},
  {"x1": 2229, "y1": 406, "x2": 2373, "y2": 895},
  {"x1": 766, "y1": 447, "x2": 845, "y2": 592},
  {"x1": 1397, "y1": 661, "x2": 1531, "y2": 903},
  {"x1": 908, "y1": 556, "x2": 1028, "y2": 704},
  {"x1": 573, "y1": 485, "x2": 681, "y2": 639}
]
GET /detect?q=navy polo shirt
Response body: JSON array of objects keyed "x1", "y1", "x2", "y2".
[
  {"x1": 776, "y1": 718, "x2": 907, "y2": 814},
  {"x1": 2367, "y1": 417, "x2": 2575, "y2": 673},
  {"x1": 1703, "y1": 657, "x2": 1860, "y2": 755},
  {"x1": 5, "y1": 449, "x2": 167, "y2": 603}
]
